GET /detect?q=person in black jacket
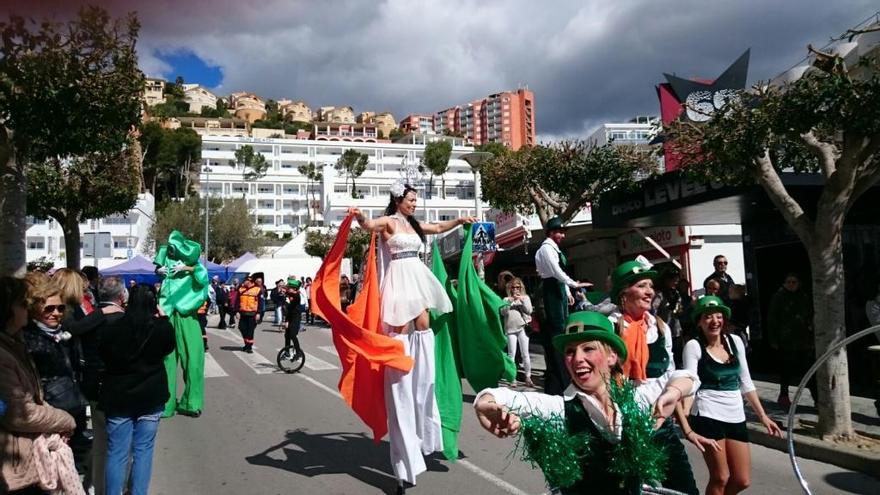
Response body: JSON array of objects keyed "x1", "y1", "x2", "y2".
[
  {"x1": 98, "y1": 285, "x2": 175, "y2": 495},
  {"x1": 282, "y1": 278, "x2": 303, "y2": 357},
  {"x1": 212, "y1": 277, "x2": 229, "y2": 329}
]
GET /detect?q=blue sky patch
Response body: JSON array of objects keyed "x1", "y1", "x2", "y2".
[{"x1": 157, "y1": 50, "x2": 223, "y2": 88}]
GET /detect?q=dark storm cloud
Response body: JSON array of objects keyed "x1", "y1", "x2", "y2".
[{"x1": 8, "y1": 0, "x2": 878, "y2": 139}]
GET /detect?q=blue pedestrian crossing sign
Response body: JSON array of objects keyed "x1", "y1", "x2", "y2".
[{"x1": 468, "y1": 222, "x2": 497, "y2": 253}]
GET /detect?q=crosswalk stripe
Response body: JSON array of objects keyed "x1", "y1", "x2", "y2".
[
  {"x1": 203, "y1": 352, "x2": 228, "y2": 378},
  {"x1": 318, "y1": 345, "x2": 336, "y2": 356},
  {"x1": 302, "y1": 352, "x2": 338, "y2": 371},
  {"x1": 206, "y1": 327, "x2": 260, "y2": 350},
  {"x1": 230, "y1": 348, "x2": 279, "y2": 374}
]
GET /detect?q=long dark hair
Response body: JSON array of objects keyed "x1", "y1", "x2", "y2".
[
  {"x1": 695, "y1": 315, "x2": 738, "y2": 365},
  {"x1": 126, "y1": 285, "x2": 157, "y2": 324},
  {"x1": 385, "y1": 184, "x2": 426, "y2": 243}
]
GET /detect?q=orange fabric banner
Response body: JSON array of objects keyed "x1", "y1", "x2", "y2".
[{"x1": 312, "y1": 214, "x2": 413, "y2": 442}]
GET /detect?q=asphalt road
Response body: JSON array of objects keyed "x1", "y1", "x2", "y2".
[{"x1": 149, "y1": 318, "x2": 880, "y2": 494}]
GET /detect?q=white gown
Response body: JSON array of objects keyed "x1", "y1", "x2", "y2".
[
  {"x1": 380, "y1": 229, "x2": 450, "y2": 485},
  {"x1": 380, "y1": 232, "x2": 452, "y2": 327}
]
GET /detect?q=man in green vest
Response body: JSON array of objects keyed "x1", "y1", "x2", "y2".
[{"x1": 534, "y1": 216, "x2": 592, "y2": 394}]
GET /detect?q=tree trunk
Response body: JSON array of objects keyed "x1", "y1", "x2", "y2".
[
  {"x1": 808, "y1": 224, "x2": 854, "y2": 439},
  {"x1": 0, "y1": 128, "x2": 27, "y2": 276},
  {"x1": 60, "y1": 215, "x2": 82, "y2": 270},
  {"x1": 441, "y1": 175, "x2": 446, "y2": 199}
]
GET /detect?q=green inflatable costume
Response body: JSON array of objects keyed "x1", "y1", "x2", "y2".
[{"x1": 154, "y1": 230, "x2": 209, "y2": 418}]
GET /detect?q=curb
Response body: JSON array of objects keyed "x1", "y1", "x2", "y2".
[{"x1": 746, "y1": 422, "x2": 880, "y2": 476}]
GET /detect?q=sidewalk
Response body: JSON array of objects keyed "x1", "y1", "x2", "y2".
[{"x1": 524, "y1": 342, "x2": 880, "y2": 475}]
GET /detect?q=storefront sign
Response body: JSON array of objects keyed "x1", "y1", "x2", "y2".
[
  {"x1": 618, "y1": 226, "x2": 688, "y2": 256},
  {"x1": 609, "y1": 174, "x2": 726, "y2": 217}
]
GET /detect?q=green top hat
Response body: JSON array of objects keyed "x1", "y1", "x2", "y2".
[
  {"x1": 691, "y1": 295, "x2": 731, "y2": 323},
  {"x1": 553, "y1": 311, "x2": 627, "y2": 360},
  {"x1": 545, "y1": 216, "x2": 566, "y2": 232},
  {"x1": 611, "y1": 257, "x2": 658, "y2": 301},
  {"x1": 287, "y1": 277, "x2": 302, "y2": 289},
  {"x1": 167, "y1": 230, "x2": 202, "y2": 266}
]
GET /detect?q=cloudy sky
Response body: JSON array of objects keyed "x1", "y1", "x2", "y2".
[{"x1": 14, "y1": 0, "x2": 879, "y2": 140}]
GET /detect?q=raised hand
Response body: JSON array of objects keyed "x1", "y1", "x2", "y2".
[{"x1": 475, "y1": 399, "x2": 521, "y2": 438}]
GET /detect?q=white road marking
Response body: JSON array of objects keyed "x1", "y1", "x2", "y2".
[
  {"x1": 203, "y1": 352, "x2": 228, "y2": 378},
  {"x1": 295, "y1": 371, "x2": 535, "y2": 495},
  {"x1": 230, "y1": 348, "x2": 278, "y2": 374},
  {"x1": 206, "y1": 327, "x2": 261, "y2": 350},
  {"x1": 302, "y1": 352, "x2": 338, "y2": 371},
  {"x1": 457, "y1": 460, "x2": 532, "y2": 495},
  {"x1": 318, "y1": 345, "x2": 337, "y2": 356}
]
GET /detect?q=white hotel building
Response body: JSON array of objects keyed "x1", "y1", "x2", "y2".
[
  {"x1": 198, "y1": 134, "x2": 489, "y2": 235},
  {"x1": 24, "y1": 193, "x2": 156, "y2": 269}
]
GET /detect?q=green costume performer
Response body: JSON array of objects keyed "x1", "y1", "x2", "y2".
[{"x1": 154, "y1": 230, "x2": 209, "y2": 418}]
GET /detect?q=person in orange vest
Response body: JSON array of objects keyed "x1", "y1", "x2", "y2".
[
  {"x1": 197, "y1": 300, "x2": 209, "y2": 351},
  {"x1": 237, "y1": 275, "x2": 262, "y2": 353}
]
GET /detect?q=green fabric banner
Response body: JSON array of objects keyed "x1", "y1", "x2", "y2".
[
  {"x1": 455, "y1": 226, "x2": 516, "y2": 392},
  {"x1": 430, "y1": 241, "x2": 463, "y2": 461}
]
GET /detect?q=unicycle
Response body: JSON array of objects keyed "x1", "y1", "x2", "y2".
[{"x1": 276, "y1": 342, "x2": 305, "y2": 373}]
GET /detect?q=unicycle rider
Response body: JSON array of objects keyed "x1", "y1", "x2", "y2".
[{"x1": 283, "y1": 277, "x2": 303, "y2": 357}]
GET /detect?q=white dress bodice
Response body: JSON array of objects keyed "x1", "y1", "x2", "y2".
[{"x1": 386, "y1": 233, "x2": 423, "y2": 255}]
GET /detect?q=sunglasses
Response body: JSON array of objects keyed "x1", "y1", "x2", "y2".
[
  {"x1": 715, "y1": 261, "x2": 728, "y2": 265},
  {"x1": 42, "y1": 304, "x2": 66, "y2": 314}
]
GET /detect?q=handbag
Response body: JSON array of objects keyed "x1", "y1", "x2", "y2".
[{"x1": 42, "y1": 375, "x2": 86, "y2": 413}]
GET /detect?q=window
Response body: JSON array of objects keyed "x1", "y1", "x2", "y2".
[
  {"x1": 334, "y1": 185, "x2": 348, "y2": 194},
  {"x1": 27, "y1": 238, "x2": 45, "y2": 250},
  {"x1": 609, "y1": 131, "x2": 628, "y2": 141},
  {"x1": 103, "y1": 214, "x2": 132, "y2": 225},
  {"x1": 258, "y1": 184, "x2": 275, "y2": 194},
  {"x1": 232, "y1": 183, "x2": 248, "y2": 194}
]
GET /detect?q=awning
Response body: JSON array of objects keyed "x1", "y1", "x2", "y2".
[{"x1": 495, "y1": 225, "x2": 529, "y2": 250}]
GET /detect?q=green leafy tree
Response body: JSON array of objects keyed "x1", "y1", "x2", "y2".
[
  {"x1": 148, "y1": 196, "x2": 263, "y2": 262},
  {"x1": 667, "y1": 54, "x2": 880, "y2": 439},
  {"x1": 0, "y1": 6, "x2": 145, "y2": 272},
  {"x1": 139, "y1": 125, "x2": 201, "y2": 199},
  {"x1": 480, "y1": 140, "x2": 653, "y2": 226},
  {"x1": 389, "y1": 128, "x2": 405, "y2": 141},
  {"x1": 230, "y1": 144, "x2": 269, "y2": 181},
  {"x1": 298, "y1": 162, "x2": 324, "y2": 225},
  {"x1": 422, "y1": 140, "x2": 452, "y2": 198},
  {"x1": 335, "y1": 149, "x2": 369, "y2": 198},
  {"x1": 304, "y1": 227, "x2": 371, "y2": 273}
]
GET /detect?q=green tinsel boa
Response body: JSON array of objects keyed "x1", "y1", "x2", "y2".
[{"x1": 514, "y1": 379, "x2": 668, "y2": 489}]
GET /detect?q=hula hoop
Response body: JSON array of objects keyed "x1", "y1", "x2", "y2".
[{"x1": 786, "y1": 324, "x2": 880, "y2": 494}]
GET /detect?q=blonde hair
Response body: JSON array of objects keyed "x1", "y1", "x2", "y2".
[
  {"x1": 26, "y1": 277, "x2": 61, "y2": 320},
  {"x1": 52, "y1": 268, "x2": 87, "y2": 307},
  {"x1": 505, "y1": 277, "x2": 525, "y2": 297}
]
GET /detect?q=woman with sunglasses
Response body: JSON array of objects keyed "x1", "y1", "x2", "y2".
[
  {"x1": 1, "y1": 276, "x2": 76, "y2": 494},
  {"x1": 22, "y1": 279, "x2": 90, "y2": 474},
  {"x1": 500, "y1": 277, "x2": 535, "y2": 387}
]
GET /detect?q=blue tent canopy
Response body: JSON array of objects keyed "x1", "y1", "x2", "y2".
[{"x1": 102, "y1": 255, "x2": 227, "y2": 286}]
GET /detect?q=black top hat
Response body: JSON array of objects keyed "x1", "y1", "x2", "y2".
[{"x1": 545, "y1": 216, "x2": 566, "y2": 232}]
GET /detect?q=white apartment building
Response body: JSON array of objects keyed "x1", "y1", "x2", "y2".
[
  {"x1": 25, "y1": 193, "x2": 156, "y2": 269},
  {"x1": 183, "y1": 84, "x2": 218, "y2": 113},
  {"x1": 198, "y1": 135, "x2": 487, "y2": 236},
  {"x1": 587, "y1": 115, "x2": 657, "y2": 145}
]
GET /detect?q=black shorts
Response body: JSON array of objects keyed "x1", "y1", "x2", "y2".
[{"x1": 689, "y1": 415, "x2": 749, "y2": 442}]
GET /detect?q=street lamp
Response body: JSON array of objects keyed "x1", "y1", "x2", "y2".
[
  {"x1": 203, "y1": 166, "x2": 213, "y2": 262},
  {"x1": 460, "y1": 151, "x2": 493, "y2": 221}
]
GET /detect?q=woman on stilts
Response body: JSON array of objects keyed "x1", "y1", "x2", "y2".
[{"x1": 348, "y1": 182, "x2": 475, "y2": 494}]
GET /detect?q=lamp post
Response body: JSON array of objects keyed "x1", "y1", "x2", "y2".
[
  {"x1": 203, "y1": 166, "x2": 212, "y2": 262},
  {"x1": 460, "y1": 151, "x2": 493, "y2": 221}
]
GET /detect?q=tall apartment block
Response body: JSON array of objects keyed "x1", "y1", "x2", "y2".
[{"x1": 434, "y1": 88, "x2": 535, "y2": 150}]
